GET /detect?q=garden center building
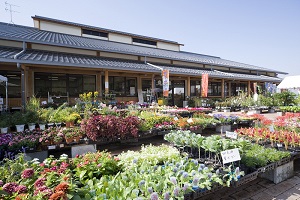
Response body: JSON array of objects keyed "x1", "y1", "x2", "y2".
[{"x1": 0, "y1": 15, "x2": 287, "y2": 109}]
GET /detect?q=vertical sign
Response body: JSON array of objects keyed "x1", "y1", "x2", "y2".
[
  {"x1": 201, "y1": 74, "x2": 208, "y2": 97},
  {"x1": 162, "y1": 69, "x2": 169, "y2": 97},
  {"x1": 253, "y1": 82, "x2": 257, "y2": 94},
  {"x1": 253, "y1": 82, "x2": 258, "y2": 101}
]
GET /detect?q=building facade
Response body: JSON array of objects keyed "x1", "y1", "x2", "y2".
[{"x1": 0, "y1": 16, "x2": 286, "y2": 108}]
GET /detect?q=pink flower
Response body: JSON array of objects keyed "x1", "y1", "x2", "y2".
[
  {"x1": 21, "y1": 168, "x2": 34, "y2": 179},
  {"x1": 34, "y1": 177, "x2": 46, "y2": 188},
  {"x1": 3, "y1": 182, "x2": 18, "y2": 194},
  {"x1": 16, "y1": 185, "x2": 27, "y2": 194}
]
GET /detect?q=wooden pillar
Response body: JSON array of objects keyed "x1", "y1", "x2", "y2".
[
  {"x1": 187, "y1": 76, "x2": 191, "y2": 97},
  {"x1": 24, "y1": 66, "x2": 34, "y2": 99},
  {"x1": 151, "y1": 74, "x2": 155, "y2": 96},
  {"x1": 221, "y1": 79, "x2": 225, "y2": 99},
  {"x1": 96, "y1": 72, "x2": 102, "y2": 97},
  {"x1": 24, "y1": 66, "x2": 29, "y2": 100},
  {"x1": 228, "y1": 82, "x2": 232, "y2": 97},
  {"x1": 104, "y1": 70, "x2": 109, "y2": 94},
  {"x1": 247, "y1": 81, "x2": 251, "y2": 96},
  {"x1": 137, "y1": 76, "x2": 142, "y2": 103}
]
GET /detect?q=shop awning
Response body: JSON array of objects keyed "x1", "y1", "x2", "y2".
[{"x1": 277, "y1": 75, "x2": 300, "y2": 89}]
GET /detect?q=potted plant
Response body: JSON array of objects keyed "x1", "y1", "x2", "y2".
[
  {"x1": 11, "y1": 112, "x2": 26, "y2": 132},
  {"x1": 0, "y1": 113, "x2": 10, "y2": 133},
  {"x1": 64, "y1": 112, "x2": 81, "y2": 127}
]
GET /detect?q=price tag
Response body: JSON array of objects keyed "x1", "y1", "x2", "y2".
[
  {"x1": 48, "y1": 145, "x2": 56, "y2": 150},
  {"x1": 59, "y1": 144, "x2": 64, "y2": 148},
  {"x1": 221, "y1": 148, "x2": 241, "y2": 164},
  {"x1": 174, "y1": 117, "x2": 178, "y2": 121},
  {"x1": 269, "y1": 125, "x2": 275, "y2": 132},
  {"x1": 277, "y1": 143, "x2": 283, "y2": 148},
  {"x1": 225, "y1": 131, "x2": 238, "y2": 139},
  {"x1": 187, "y1": 118, "x2": 193, "y2": 123}
]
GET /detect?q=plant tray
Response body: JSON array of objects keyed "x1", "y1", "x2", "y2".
[
  {"x1": 257, "y1": 162, "x2": 275, "y2": 174},
  {"x1": 184, "y1": 192, "x2": 194, "y2": 200},
  {"x1": 234, "y1": 171, "x2": 258, "y2": 188},
  {"x1": 193, "y1": 185, "x2": 223, "y2": 199},
  {"x1": 275, "y1": 157, "x2": 291, "y2": 167}
]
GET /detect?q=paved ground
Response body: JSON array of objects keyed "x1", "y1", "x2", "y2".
[{"x1": 97, "y1": 112, "x2": 300, "y2": 200}]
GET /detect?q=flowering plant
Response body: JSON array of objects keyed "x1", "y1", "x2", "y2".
[
  {"x1": 213, "y1": 114, "x2": 239, "y2": 125},
  {"x1": 84, "y1": 115, "x2": 140, "y2": 141}
]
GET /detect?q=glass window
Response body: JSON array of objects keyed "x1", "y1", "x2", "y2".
[
  {"x1": 190, "y1": 80, "x2": 201, "y2": 97},
  {"x1": 231, "y1": 82, "x2": 247, "y2": 96},
  {"x1": 35, "y1": 73, "x2": 95, "y2": 98},
  {"x1": 102, "y1": 76, "x2": 137, "y2": 97},
  {"x1": 208, "y1": 82, "x2": 221, "y2": 96},
  {"x1": 0, "y1": 71, "x2": 21, "y2": 98}
]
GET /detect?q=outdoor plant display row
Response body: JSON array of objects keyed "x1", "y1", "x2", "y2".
[
  {"x1": 0, "y1": 145, "x2": 244, "y2": 200},
  {"x1": 0, "y1": 127, "x2": 85, "y2": 160},
  {"x1": 164, "y1": 130, "x2": 291, "y2": 171},
  {"x1": 236, "y1": 112, "x2": 300, "y2": 150}
]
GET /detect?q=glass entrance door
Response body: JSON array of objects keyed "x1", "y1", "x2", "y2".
[{"x1": 171, "y1": 80, "x2": 185, "y2": 107}]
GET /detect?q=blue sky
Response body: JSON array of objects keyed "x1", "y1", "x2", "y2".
[{"x1": 1, "y1": 0, "x2": 299, "y2": 77}]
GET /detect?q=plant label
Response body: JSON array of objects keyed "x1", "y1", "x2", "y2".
[
  {"x1": 187, "y1": 118, "x2": 193, "y2": 123},
  {"x1": 269, "y1": 125, "x2": 275, "y2": 132},
  {"x1": 221, "y1": 148, "x2": 241, "y2": 164},
  {"x1": 225, "y1": 131, "x2": 237, "y2": 139},
  {"x1": 174, "y1": 117, "x2": 178, "y2": 121},
  {"x1": 60, "y1": 144, "x2": 64, "y2": 148},
  {"x1": 277, "y1": 143, "x2": 283, "y2": 148},
  {"x1": 48, "y1": 145, "x2": 56, "y2": 150}
]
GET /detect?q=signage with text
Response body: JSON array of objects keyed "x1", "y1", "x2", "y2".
[{"x1": 221, "y1": 148, "x2": 241, "y2": 164}]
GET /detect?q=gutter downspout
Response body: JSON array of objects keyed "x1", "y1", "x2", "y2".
[{"x1": 14, "y1": 41, "x2": 26, "y2": 109}]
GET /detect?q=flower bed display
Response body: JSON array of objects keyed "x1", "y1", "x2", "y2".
[
  {"x1": 0, "y1": 145, "x2": 244, "y2": 199},
  {"x1": 83, "y1": 115, "x2": 140, "y2": 141}
]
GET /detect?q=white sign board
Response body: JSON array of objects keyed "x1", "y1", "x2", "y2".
[
  {"x1": 269, "y1": 125, "x2": 275, "y2": 132},
  {"x1": 187, "y1": 118, "x2": 193, "y2": 123},
  {"x1": 221, "y1": 148, "x2": 241, "y2": 164},
  {"x1": 225, "y1": 131, "x2": 238, "y2": 139}
]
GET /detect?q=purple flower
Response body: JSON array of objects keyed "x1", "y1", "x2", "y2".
[
  {"x1": 16, "y1": 185, "x2": 27, "y2": 194},
  {"x1": 199, "y1": 164, "x2": 205, "y2": 169},
  {"x1": 21, "y1": 168, "x2": 34, "y2": 178},
  {"x1": 147, "y1": 187, "x2": 153, "y2": 194},
  {"x1": 3, "y1": 182, "x2": 18, "y2": 194},
  {"x1": 173, "y1": 167, "x2": 178, "y2": 173},
  {"x1": 207, "y1": 173, "x2": 212, "y2": 179},
  {"x1": 182, "y1": 183, "x2": 189, "y2": 191},
  {"x1": 192, "y1": 177, "x2": 199, "y2": 186},
  {"x1": 182, "y1": 172, "x2": 189, "y2": 179},
  {"x1": 163, "y1": 192, "x2": 170, "y2": 200},
  {"x1": 170, "y1": 177, "x2": 177, "y2": 185},
  {"x1": 138, "y1": 180, "x2": 145, "y2": 187},
  {"x1": 235, "y1": 167, "x2": 240, "y2": 175},
  {"x1": 150, "y1": 192, "x2": 159, "y2": 200},
  {"x1": 192, "y1": 159, "x2": 198, "y2": 165},
  {"x1": 173, "y1": 186, "x2": 180, "y2": 197}
]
